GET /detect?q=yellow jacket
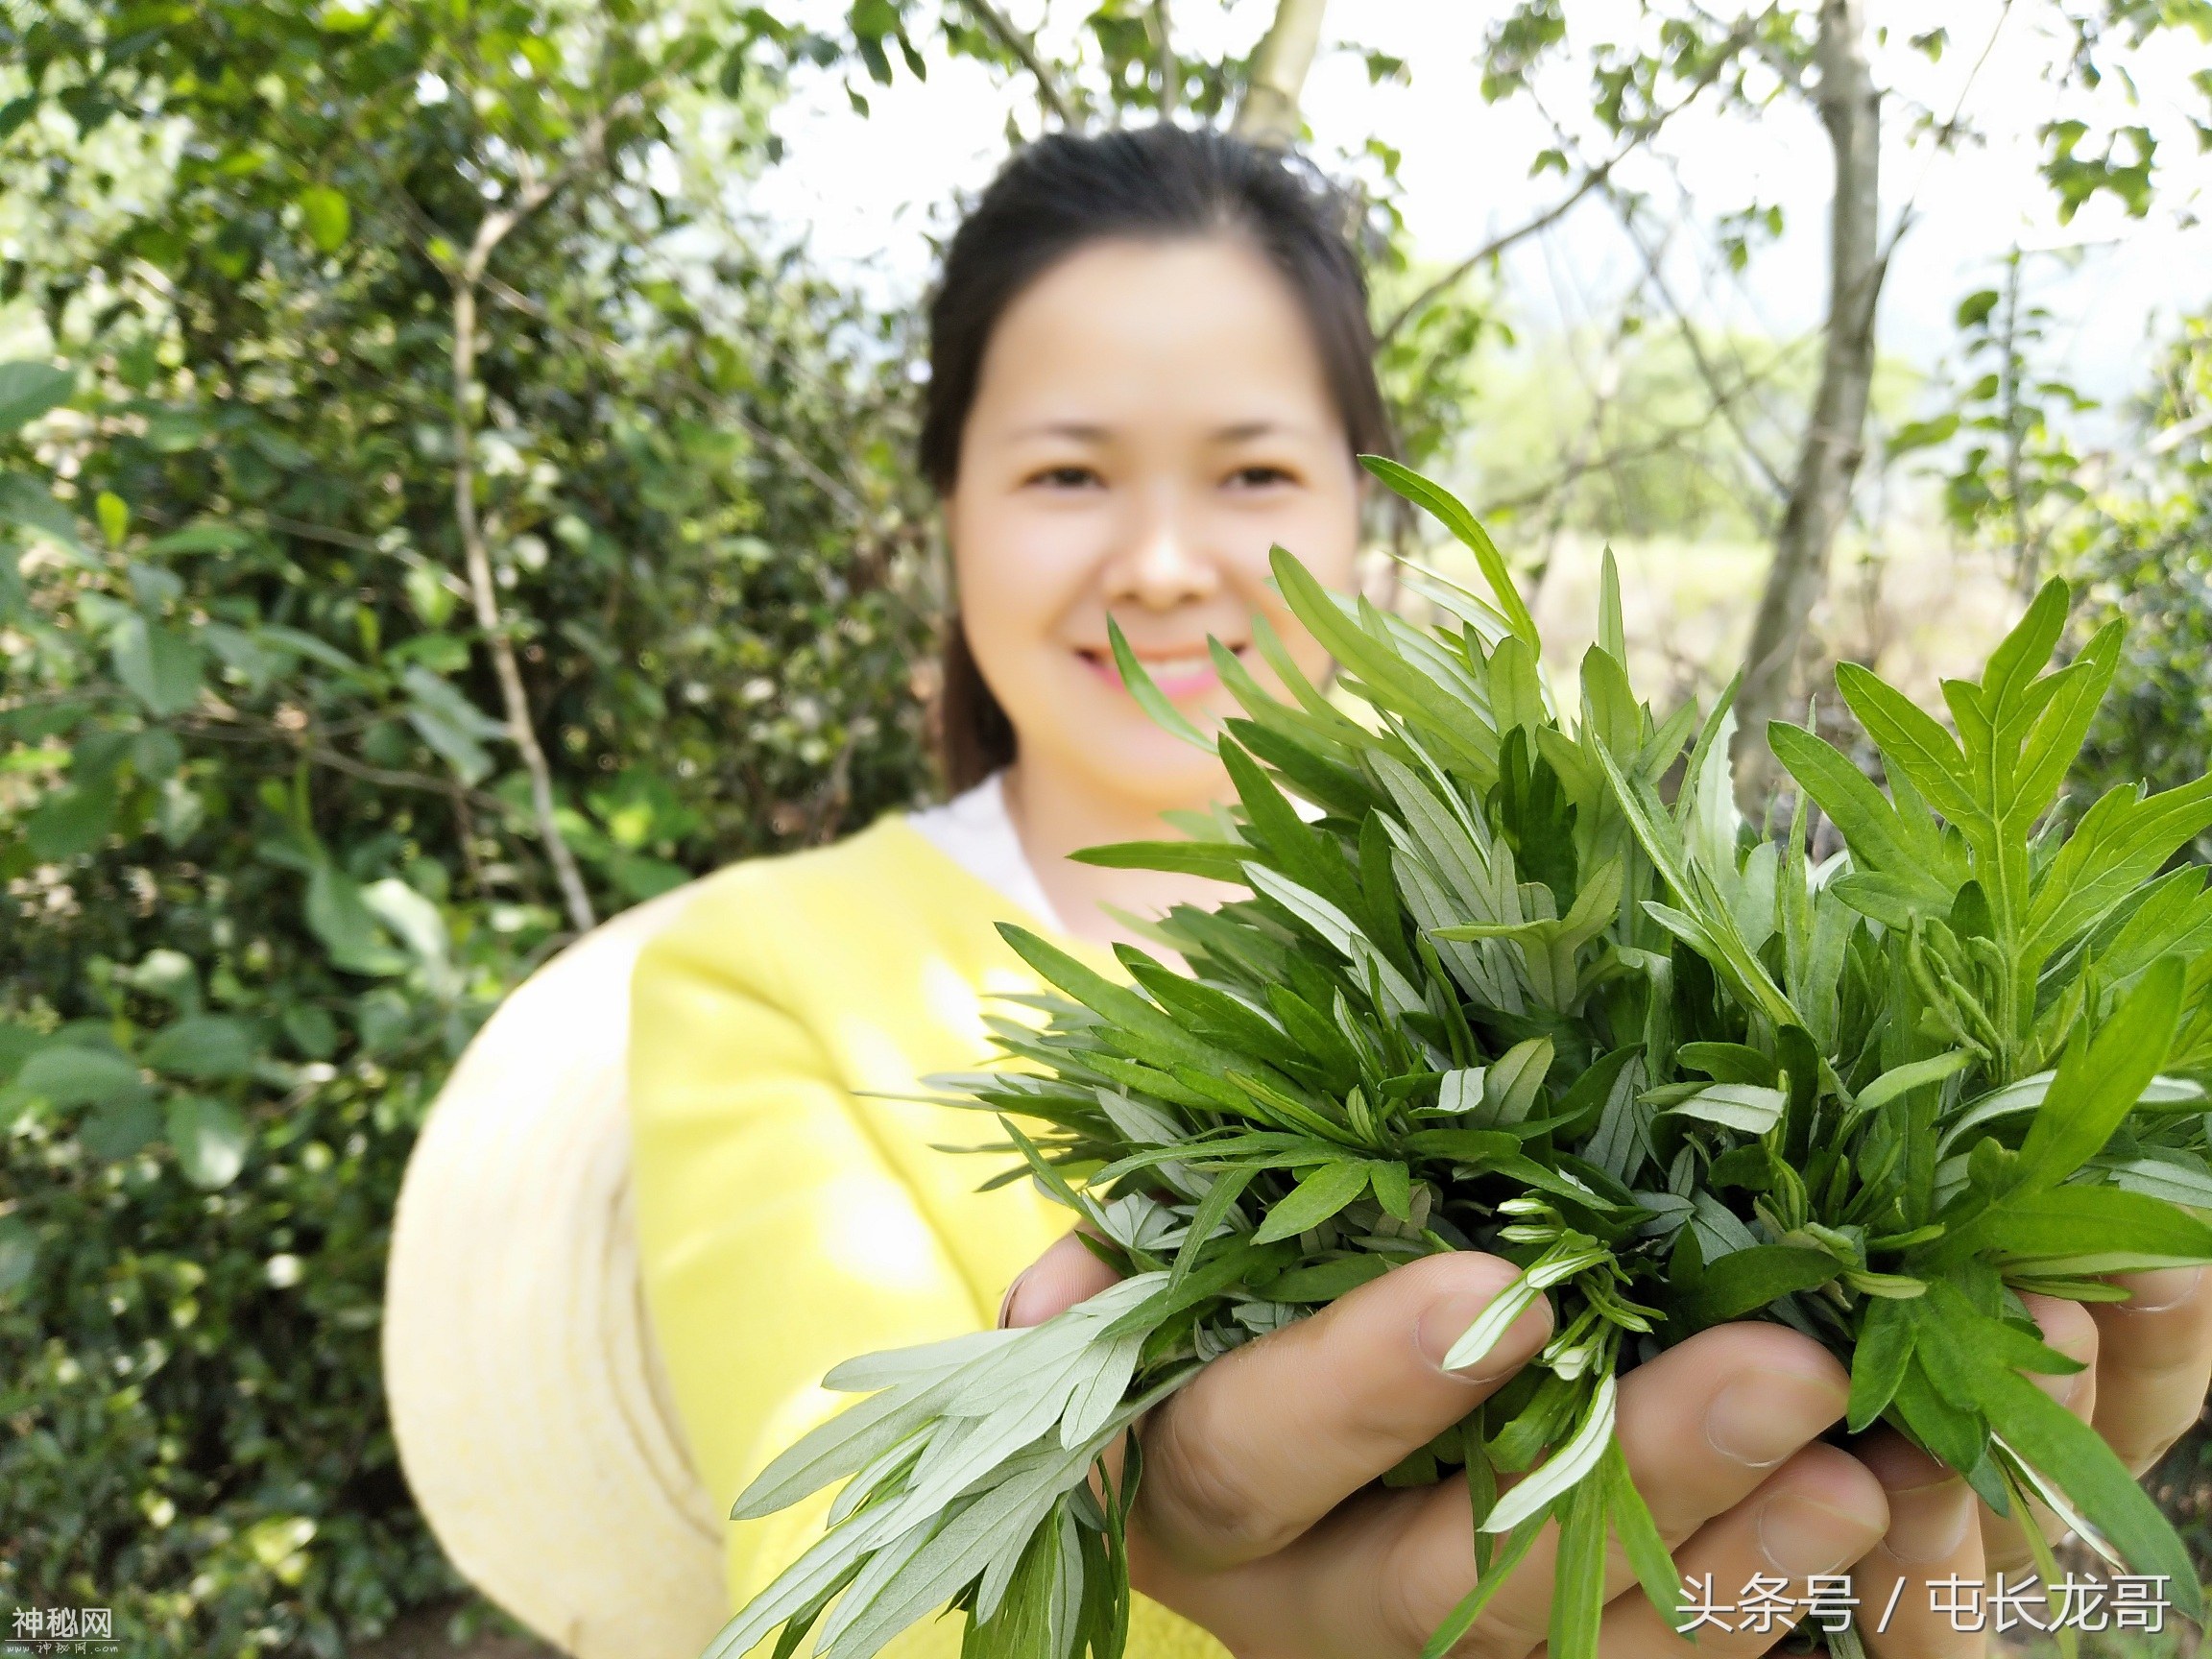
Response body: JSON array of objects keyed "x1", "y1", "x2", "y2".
[{"x1": 627, "y1": 812, "x2": 1230, "y2": 1659}]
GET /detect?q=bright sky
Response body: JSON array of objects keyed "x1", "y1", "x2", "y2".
[{"x1": 744, "y1": 0, "x2": 2212, "y2": 415}]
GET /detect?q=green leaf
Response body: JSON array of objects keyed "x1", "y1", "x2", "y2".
[
  {"x1": 111, "y1": 615, "x2": 205, "y2": 717},
  {"x1": 1601, "y1": 1438, "x2": 1681, "y2": 1631},
  {"x1": 143, "y1": 1015, "x2": 256, "y2": 1080},
  {"x1": 0, "y1": 1215, "x2": 36, "y2": 1301},
  {"x1": 305, "y1": 864, "x2": 406, "y2": 975},
  {"x1": 402, "y1": 663, "x2": 504, "y2": 784},
  {"x1": 1855, "y1": 1050, "x2": 1972, "y2": 1115},
  {"x1": 1836, "y1": 662, "x2": 1982, "y2": 829},
  {"x1": 1975, "y1": 1360, "x2": 2202, "y2": 1619},
  {"x1": 1252, "y1": 1161, "x2": 1372, "y2": 1244},
  {"x1": 1675, "y1": 1041, "x2": 1774, "y2": 1086},
  {"x1": 1658, "y1": 1084, "x2": 1785, "y2": 1136},
  {"x1": 80, "y1": 1095, "x2": 161, "y2": 1160},
  {"x1": 0, "y1": 360, "x2": 74, "y2": 430},
  {"x1": 1848, "y1": 1294, "x2": 1918, "y2": 1431},
  {"x1": 1677, "y1": 1244, "x2": 1840, "y2": 1329},
  {"x1": 1419, "y1": 1511, "x2": 1547, "y2": 1659},
  {"x1": 1942, "y1": 1185, "x2": 2212, "y2": 1276},
  {"x1": 1264, "y1": 1253, "x2": 1392, "y2": 1302},
  {"x1": 96, "y1": 490, "x2": 130, "y2": 547},
  {"x1": 1548, "y1": 1460, "x2": 1607, "y2": 1659},
  {"x1": 1596, "y1": 547, "x2": 1626, "y2": 665},
  {"x1": 1359, "y1": 455, "x2": 1538, "y2": 647},
  {"x1": 167, "y1": 1094, "x2": 251, "y2": 1189},
  {"x1": 1893, "y1": 1351, "x2": 1990, "y2": 1478},
  {"x1": 298, "y1": 184, "x2": 351, "y2": 252},
  {"x1": 16, "y1": 1046, "x2": 149, "y2": 1109},
  {"x1": 2005, "y1": 622, "x2": 2119, "y2": 825},
  {"x1": 26, "y1": 778, "x2": 118, "y2": 859},
  {"x1": 2012, "y1": 958, "x2": 2184, "y2": 1192},
  {"x1": 1069, "y1": 839, "x2": 1254, "y2": 882},
  {"x1": 1106, "y1": 615, "x2": 1214, "y2": 753}
]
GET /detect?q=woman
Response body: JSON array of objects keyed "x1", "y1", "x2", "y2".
[{"x1": 626, "y1": 126, "x2": 2212, "y2": 1659}]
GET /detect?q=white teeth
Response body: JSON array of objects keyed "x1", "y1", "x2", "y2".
[{"x1": 1140, "y1": 654, "x2": 1212, "y2": 680}]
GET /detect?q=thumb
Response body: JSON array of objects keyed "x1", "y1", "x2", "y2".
[{"x1": 998, "y1": 1228, "x2": 1122, "y2": 1329}]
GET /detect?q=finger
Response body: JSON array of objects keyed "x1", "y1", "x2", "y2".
[
  {"x1": 1978, "y1": 1294, "x2": 2097, "y2": 1575},
  {"x1": 2088, "y1": 1266, "x2": 2212, "y2": 1475},
  {"x1": 1207, "y1": 1322, "x2": 1854, "y2": 1659},
  {"x1": 1853, "y1": 1430, "x2": 1987, "y2": 1659},
  {"x1": 1412, "y1": 1322, "x2": 1856, "y2": 1658},
  {"x1": 998, "y1": 1229, "x2": 1120, "y2": 1329},
  {"x1": 1589, "y1": 1444, "x2": 1888, "y2": 1657},
  {"x1": 1130, "y1": 1250, "x2": 1551, "y2": 1574}
]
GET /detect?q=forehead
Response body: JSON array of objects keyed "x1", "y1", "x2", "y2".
[{"x1": 968, "y1": 235, "x2": 1341, "y2": 434}]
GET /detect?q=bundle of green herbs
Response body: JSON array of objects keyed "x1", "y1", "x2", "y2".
[{"x1": 707, "y1": 460, "x2": 2212, "y2": 1659}]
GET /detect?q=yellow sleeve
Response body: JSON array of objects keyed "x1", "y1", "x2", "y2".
[
  {"x1": 629, "y1": 902, "x2": 983, "y2": 1657},
  {"x1": 629, "y1": 872, "x2": 1230, "y2": 1659}
]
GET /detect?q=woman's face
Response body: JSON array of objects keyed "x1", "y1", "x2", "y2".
[{"x1": 946, "y1": 234, "x2": 1363, "y2": 812}]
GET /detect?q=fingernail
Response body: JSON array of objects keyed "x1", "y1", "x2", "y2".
[
  {"x1": 1880, "y1": 1475, "x2": 1973, "y2": 1565},
  {"x1": 2124, "y1": 1267, "x2": 2202, "y2": 1314},
  {"x1": 997, "y1": 1268, "x2": 1032, "y2": 1330},
  {"x1": 1706, "y1": 1369, "x2": 1850, "y2": 1468},
  {"x1": 1417, "y1": 1276, "x2": 1550, "y2": 1382},
  {"x1": 1759, "y1": 1493, "x2": 1884, "y2": 1575}
]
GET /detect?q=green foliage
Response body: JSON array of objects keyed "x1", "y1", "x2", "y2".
[
  {"x1": 1, "y1": 1, "x2": 942, "y2": 1649},
  {"x1": 724, "y1": 463, "x2": 2212, "y2": 1659},
  {"x1": 2072, "y1": 313, "x2": 2212, "y2": 843}
]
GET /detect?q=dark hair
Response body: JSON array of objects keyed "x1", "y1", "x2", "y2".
[{"x1": 922, "y1": 124, "x2": 1392, "y2": 790}]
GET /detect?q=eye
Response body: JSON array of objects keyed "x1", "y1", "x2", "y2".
[
  {"x1": 1026, "y1": 464, "x2": 1103, "y2": 490},
  {"x1": 1226, "y1": 464, "x2": 1296, "y2": 490}
]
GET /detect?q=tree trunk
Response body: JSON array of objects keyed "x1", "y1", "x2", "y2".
[
  {"x1": 1730, "y1": 0, "x2": 1885, "y2": 811},
  {"x1": 1233, "y1": 0, "x2": 1329, "y2": 148}
]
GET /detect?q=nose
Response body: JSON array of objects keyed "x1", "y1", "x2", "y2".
[{"x1": 1102, "y1": 488, "x2": 1220, "y2": 612}]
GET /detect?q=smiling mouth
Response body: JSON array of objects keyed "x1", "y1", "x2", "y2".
[{"x1": 1076, "y1": 641, "x2": 1249, "y2": 698}]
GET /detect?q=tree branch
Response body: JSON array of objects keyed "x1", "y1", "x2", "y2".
[
  {"x1": 963, "y1": 0, "x2": 1079, "y2": 130},
  {"x1": 1150, "y1": 0, "x2": 1179, "y2": 120},
  {"x1": 178, "y1": 712, "x2": 510, "y2": 814},
  {"x1": 1233, "y1": 0, "x2": 1328, "y2": 149},
  {"x1": 445, "y1": 106, "x2": 633, "y2": 934},
  {"x1": 1470, "y1": 334, "x2": 1814, "y2": 521},
  {"x1": 1732, "y1": 0, "x2": 1887, "y2": 809},
  {"x1": 1375, "y1": 9, "x2": 1765, "y2": 349},
  {"x1": 1599, "y1": 180, "x2": 1792, "y2": 501}
]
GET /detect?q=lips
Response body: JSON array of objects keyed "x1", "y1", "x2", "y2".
[{"x1": 1077, "y1": 642, "x2": 1249, "y2": 701}]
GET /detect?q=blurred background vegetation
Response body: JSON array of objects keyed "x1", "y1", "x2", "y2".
[{"x1": 1, "y1": 0, "x2": 2207, "y2": 1653}]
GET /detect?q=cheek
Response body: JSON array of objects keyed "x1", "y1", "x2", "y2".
[{"x1": 950, "y1": 494, "x2": 1093, "y2": 704}]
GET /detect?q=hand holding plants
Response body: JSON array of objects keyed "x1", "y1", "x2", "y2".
[{"x1": 1005, "y1": 1237, "x2": 2212, "y2": 1657}]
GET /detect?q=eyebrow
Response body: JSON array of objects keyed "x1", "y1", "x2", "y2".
[{"x1": 1007, "y1": 419, "x2": 1306, "y2": 444}]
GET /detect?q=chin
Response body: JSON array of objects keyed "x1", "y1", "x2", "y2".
[{"x1": 1084, "y1": 731, "x2": 1233, "y2": 812}]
